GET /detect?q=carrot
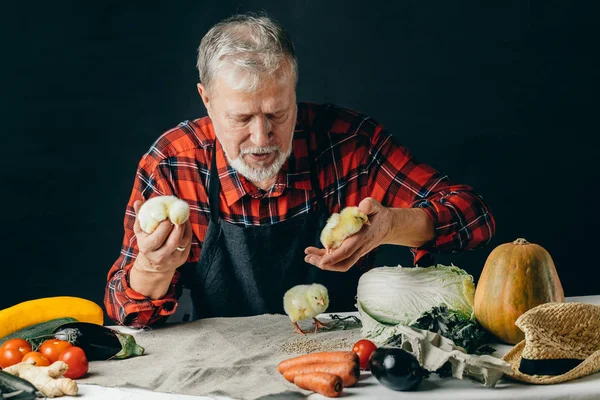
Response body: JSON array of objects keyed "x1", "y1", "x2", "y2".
[
  {"x1": 277, "y1": 351, "x2": 359, "y2": 374},
  {"x1": 283, "y1": 361, "x2": 359, "y2": 387},
  {"x1": 294, "y1": 372, "x2": 343, "y2": 398}
]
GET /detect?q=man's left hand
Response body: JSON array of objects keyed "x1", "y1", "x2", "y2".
[{"x1": 304, "y1": 197, "x2": 391, "y2": 272}]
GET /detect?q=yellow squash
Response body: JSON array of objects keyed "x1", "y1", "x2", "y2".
[
  {"x1": 0, "y1": 296, "x2": 104, "y2": 338},
  {"x1": 474, "y1": 238, "x2": 564, "y2": 344}
]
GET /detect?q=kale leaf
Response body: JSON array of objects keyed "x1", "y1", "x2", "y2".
[{"x1": 410, "y1": 305, "x2": 495, "y2": 356}]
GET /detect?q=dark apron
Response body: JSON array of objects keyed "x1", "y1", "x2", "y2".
[{"x1": 186, "y1": 118, "x2": 363, "y2": 319}]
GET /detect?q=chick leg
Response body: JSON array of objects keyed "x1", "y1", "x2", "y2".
[
  {"x1": 313, "y1": 318, "x2": 328, "y2": 333},
  {"x1": 292, "y1": 321, "x2": 311, "y2": 335}
]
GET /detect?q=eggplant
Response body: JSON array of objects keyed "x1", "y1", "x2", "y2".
[
  {"x1": 0, "y1": 370, "x2": 38, "y2": 400},
  {"x1": 52, "y1": 322, "x2": 144, "y2": 361},
  {"x1": 369, "y1": 347, "x2": 428, "y2": 391}
]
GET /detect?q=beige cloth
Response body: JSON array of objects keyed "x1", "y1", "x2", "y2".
[
  {"x1": 79, "y1": 311, "x2": 511, "y2": 398},
  {"x1": 386, "y1": 325, "x2": 513, "y2": 387},
  {"x1": 357, "y1": 301, "x2": 513, "y2": 387},
  {"x1": 78, "y1": 314, "x2": 362, "y2": 400}
]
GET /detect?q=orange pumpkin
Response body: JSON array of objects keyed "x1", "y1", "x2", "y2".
[{"x1": 474, "y1": 238, "x2": 564, "y2": 344}]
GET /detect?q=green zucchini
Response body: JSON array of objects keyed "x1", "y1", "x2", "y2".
[
  {"x1": 0, "y1": 317, "x2": 77, "y2": 348},
  {"x1": 0, "y1": 370, "x2": 38, "y2": 399}
]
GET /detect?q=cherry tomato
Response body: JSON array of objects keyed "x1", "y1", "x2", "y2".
[
  {"x1": 352, "y1": 339, "x2": 378, "y2": 370},
  {"x1": 0, "y1": 348, "x2": 24, "y2": 369},
  {"x1": 58, "y1": 346, "x2": 88, "y2": 379},
  {"x1": 1, "y1": 338, "x2": 32, "y2": 357},
  {"x1": 39, "y1": 339, "x2": 72, "y2": 363},
  {"x1": 22, "y1": 351, "x2": 50, "y2": 366}
]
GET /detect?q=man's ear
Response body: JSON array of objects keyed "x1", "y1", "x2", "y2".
[{"x1": 197, "y1": 83, "x2": 212, "y2": 117}]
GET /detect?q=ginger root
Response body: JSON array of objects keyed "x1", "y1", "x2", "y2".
[{"x1": 4, "y1": 359, "x2": 78, "y2": 397}]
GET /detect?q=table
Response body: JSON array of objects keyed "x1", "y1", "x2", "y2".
[{"x1": 78, "y1": 295, "x2": 600, "y2": 400}]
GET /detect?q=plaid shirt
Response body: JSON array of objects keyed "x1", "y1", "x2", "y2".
[{"x1": 105, "y1": 102, "x2": 496, "y2": 327}]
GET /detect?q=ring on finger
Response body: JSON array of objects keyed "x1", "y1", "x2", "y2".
[{"x1": 176, "y1": 246, "x2": 186, "y2": 252}]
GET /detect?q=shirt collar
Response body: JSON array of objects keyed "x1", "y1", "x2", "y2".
[{"x1": 213, "y1": 125, "x2": 313, "y2": 207}]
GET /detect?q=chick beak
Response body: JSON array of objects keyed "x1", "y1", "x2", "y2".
[
  {"x1": 317, "y1": 298, "x2": 325, "y2": 306},
  {"x1": 364, "y1": 219, "x2": 371, "y2": 226}
]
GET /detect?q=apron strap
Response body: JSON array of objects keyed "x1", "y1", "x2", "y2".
[
  {"x1": 209, "y1": 145, "x2": 220, "y2": 223},
  {"x1": 306, "y1": 104, "x2": 333, "y2": 213},
  {"x1": 308, "y1": 151, "x2": 326, "y2": 212}
]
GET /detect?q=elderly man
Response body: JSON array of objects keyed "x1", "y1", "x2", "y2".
[{"x1": 105, "y1": 13, "x2": 495, "y2": 327}]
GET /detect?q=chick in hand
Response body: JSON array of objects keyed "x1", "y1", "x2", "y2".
[
  {"x1": 137, "y1": 195, "x2": 190, "y2": 234},
  {"x1": 283, "y1": 283, "x2": 330, "y2": 334},
  {"x1": 320, "y1": 206, "x2": 369, "y2": 253}
]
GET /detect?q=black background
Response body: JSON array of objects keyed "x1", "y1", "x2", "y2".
[{"x1": 2, "y1": 1, "x2": 598, "y2": 318}]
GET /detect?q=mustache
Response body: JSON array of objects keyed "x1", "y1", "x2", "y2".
[{"x1": 240, "y1": 145, "x2": 280, "y2": 155}]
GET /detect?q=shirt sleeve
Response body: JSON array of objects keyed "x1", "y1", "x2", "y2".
[
  {"x1": 366, "y1": 124, "x2": 496, "y2": 263},
  {"x1": 104, "y1": 155, "x2": 184, "y2": 328}
]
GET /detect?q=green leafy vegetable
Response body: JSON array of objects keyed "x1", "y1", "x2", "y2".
[
  {"x1": 355, "y1": 264, "x2": 507, "y2": 384},
  {"x1": 356, "y1": 264, "x2": 496, "y2": 379},
  {"x1": 357, "y1": 264, "x2": 480, "y2": 345},
  {"x1": 378, "y1": 306, "x2": 496, "y2": 379},
  {"x1": 356, "y1": 264, "x2": 476, "y2": 326},
  {"x1": 410, "y1": 305, "x2": 495, "y2": 356}
]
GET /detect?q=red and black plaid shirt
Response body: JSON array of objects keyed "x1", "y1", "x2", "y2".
[{"x1": 105, "y1": 102, "x2": 496, "y2": 327}]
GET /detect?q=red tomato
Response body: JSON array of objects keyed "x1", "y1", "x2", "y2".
[
  {"x1": 58, "y1": 346, "x2": 88, "y2": 379},
  {"x1": 352, "y1": 339, "x2": 378, "y2": 370},
  {"x1": 0, "y1": 348, "x2": 24, "y2": 369},
  {"x1": 39, "y1": 339, "x2": 72, "y2": 363},
  {"x1": 1, "y1": 338, "x2": 32, "y2": 357},
  {"x1": 22, "y1": 351, "x2": 50, "y2": 366}
]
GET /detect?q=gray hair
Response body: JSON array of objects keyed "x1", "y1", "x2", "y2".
[{"x1": 196, "y1": 12, "x2": 298, "y2": 92}]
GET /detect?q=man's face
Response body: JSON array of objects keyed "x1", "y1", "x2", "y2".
[{"x1": 197, "y1": 67, "x2": 297, "y2": 185}]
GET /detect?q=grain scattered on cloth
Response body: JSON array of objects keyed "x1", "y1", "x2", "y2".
[{"x1": 77, "y1": 313, "x2": 362, "y2": 400}]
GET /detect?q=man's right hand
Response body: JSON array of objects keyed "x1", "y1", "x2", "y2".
[{"x1": 129, "y1": 199, "x2": 192, "y2": 299}]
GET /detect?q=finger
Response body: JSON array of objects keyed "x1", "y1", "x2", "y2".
[
  {"x1": 181, "y1": 220, "x2": 193, "y2": 246},
  {"x1": 320, "y1": 245, "x2": 365, "y2": 272},
  {"x1": 320, "y1": 258, "x2": 357, "y2": 272},
  {"x1": 133, "y1": 200, "x2": 143, "y2": 215},
  {"x1": 305, "y1": 247, "x2": 327, "y2": 256},
  {"x1": 320, "y1": 234, "x2": 363, "y2": 266},
  {"x1": 163, "y1": 222, "x2": 188, "y2": 254},
  {"x1": 358, "y1": 197, "x2": 379, "y2": 216},
  {"x1": 144, "y1": 220, "x2": 174, "y2": 252},
  {"x1": 304, "y1": 254, "x2": 322, "y2": 267},
  {"x1": 173, "y1": 221, "x2": 193, "y2": 254}
]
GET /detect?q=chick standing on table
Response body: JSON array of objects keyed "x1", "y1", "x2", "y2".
[
  {"x1": 283, "y1": 283, "x2": 330, "y2": 334},
  {"x1": 320, "y1": 206, "x2": 370, "y2": 254}
]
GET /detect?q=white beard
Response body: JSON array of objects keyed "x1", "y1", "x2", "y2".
[{"x1": 224, "y1": 141, "x2": 293, "y2": 184}]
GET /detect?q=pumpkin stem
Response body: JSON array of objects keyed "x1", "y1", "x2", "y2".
[{"x1": 513, "y1": 238, "x2": 530, "y2": 245}]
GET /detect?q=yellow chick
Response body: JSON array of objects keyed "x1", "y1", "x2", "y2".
[
  {"x1": 137, "y1": 195, "x2": 190, "y2": 234},
  {"x1": 283, "y1": 283, "x2": 330, "y2": 334},
  {"x1": 320, "y1": 206, "x2": 370, "y2": 253}
]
